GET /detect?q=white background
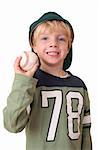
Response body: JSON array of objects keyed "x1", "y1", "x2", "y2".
[{"x1": 0, "y1": 0, "x2": 98, "y2": 149}]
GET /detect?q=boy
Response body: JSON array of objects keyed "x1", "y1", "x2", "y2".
[{"x1": 3, "y1": 12, "x2": 92, "y2": 150}]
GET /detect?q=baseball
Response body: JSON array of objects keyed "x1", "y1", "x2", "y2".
[{"x1": 20, "y1": 51, "x2": 39, "y2": 71}]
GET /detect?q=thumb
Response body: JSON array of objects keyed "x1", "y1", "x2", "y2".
[{"x1": 26, "y1": 62, "x2": 39, "y2": 77}]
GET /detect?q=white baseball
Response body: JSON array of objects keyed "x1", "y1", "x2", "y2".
[{"x1": 20, "y1": 51, "x2": 39, "y2": 71}]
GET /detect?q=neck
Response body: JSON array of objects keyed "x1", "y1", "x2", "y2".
[{"x1": 40, "y1": 65, "x2": 66, "y2": 77}]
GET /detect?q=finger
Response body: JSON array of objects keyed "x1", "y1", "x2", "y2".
[
  {"x1": 14, "y1": 56, "x2": 22, "y2": 69},
  {"x1": 25, "y1": 63, "x2": 39, "y2": 77},
  {"x1": 31, "y1": 62, "x2": 39, "y2": 73}
]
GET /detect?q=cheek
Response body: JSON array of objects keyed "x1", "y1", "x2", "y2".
[
  {"x1": 33, "y1": 48, "x2": 37, "y2": 53},
  {"x1": 61, "y1": 44, "x2": 69, "y2": 54},
  {"x1": 62, "y1": 48, "x2": 69, "y2": 59},
  {"x1": 32, "y1": 44, "x2": 40, "y2": 53},
  {"x1": 33, "y1": 46, "x2": 43, "y2": 57},
  {"x1": 31, "y1": 44, "x2": 37, "y2": 53}
]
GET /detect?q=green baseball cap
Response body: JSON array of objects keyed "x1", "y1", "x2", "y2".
[{"x1": 29, "y1": 12, "x2": 74, "y2": 70}]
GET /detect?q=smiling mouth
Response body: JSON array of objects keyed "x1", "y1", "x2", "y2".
[{"x1": 46, "y1": 51, "x2": 60, "y2": 56}]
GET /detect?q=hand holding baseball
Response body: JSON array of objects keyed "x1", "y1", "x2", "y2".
[{"x1": 14, "y1": 51, "x2": 39, "y2": 77}]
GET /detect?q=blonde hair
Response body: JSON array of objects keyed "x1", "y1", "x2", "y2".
[{"x1": 30, "y1": 20, "x2": 73, "y2": 49}]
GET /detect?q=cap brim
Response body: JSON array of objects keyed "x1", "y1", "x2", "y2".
[{"x1": 63, "y1": 46, "x2": 72, "y2": 70}]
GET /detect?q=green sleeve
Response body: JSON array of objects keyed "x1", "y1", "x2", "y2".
[
  {"x1": 81, "y1": 90, "x2": 92, "y2": 150},
  {"x1": 81, "y1": 127, "x2": 92, "y2": 150},
  {"x1": 3, "y1": 73, "x2": 37, "y2": 133}
]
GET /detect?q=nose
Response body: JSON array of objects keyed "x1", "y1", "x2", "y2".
[{"x1": 49, "y1": 38, "x2": 58, "y2": 48}]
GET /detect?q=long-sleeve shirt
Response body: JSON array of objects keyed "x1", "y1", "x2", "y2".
[{"x1": 3, "y1": 69, "x2": 92, "y2": 150}]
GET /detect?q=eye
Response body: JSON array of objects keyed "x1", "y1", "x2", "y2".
[
  {"x1": 41, "y1": 37, "x2": 48, "y2": 40},
  {"x1": 59, "y1": 38, "x2": 65, "y2": 41},
  {"x1": 58, "y1": 36, "x2": 66, "y2": 42}
]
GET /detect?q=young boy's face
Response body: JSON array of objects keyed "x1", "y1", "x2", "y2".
[{"x1": 32, "y1": 28, "x2": 69, "y2": 69}]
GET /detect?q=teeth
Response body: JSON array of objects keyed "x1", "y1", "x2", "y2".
[{"x1": 47, "y1": 52, "x2": 59, "y2": 55}]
